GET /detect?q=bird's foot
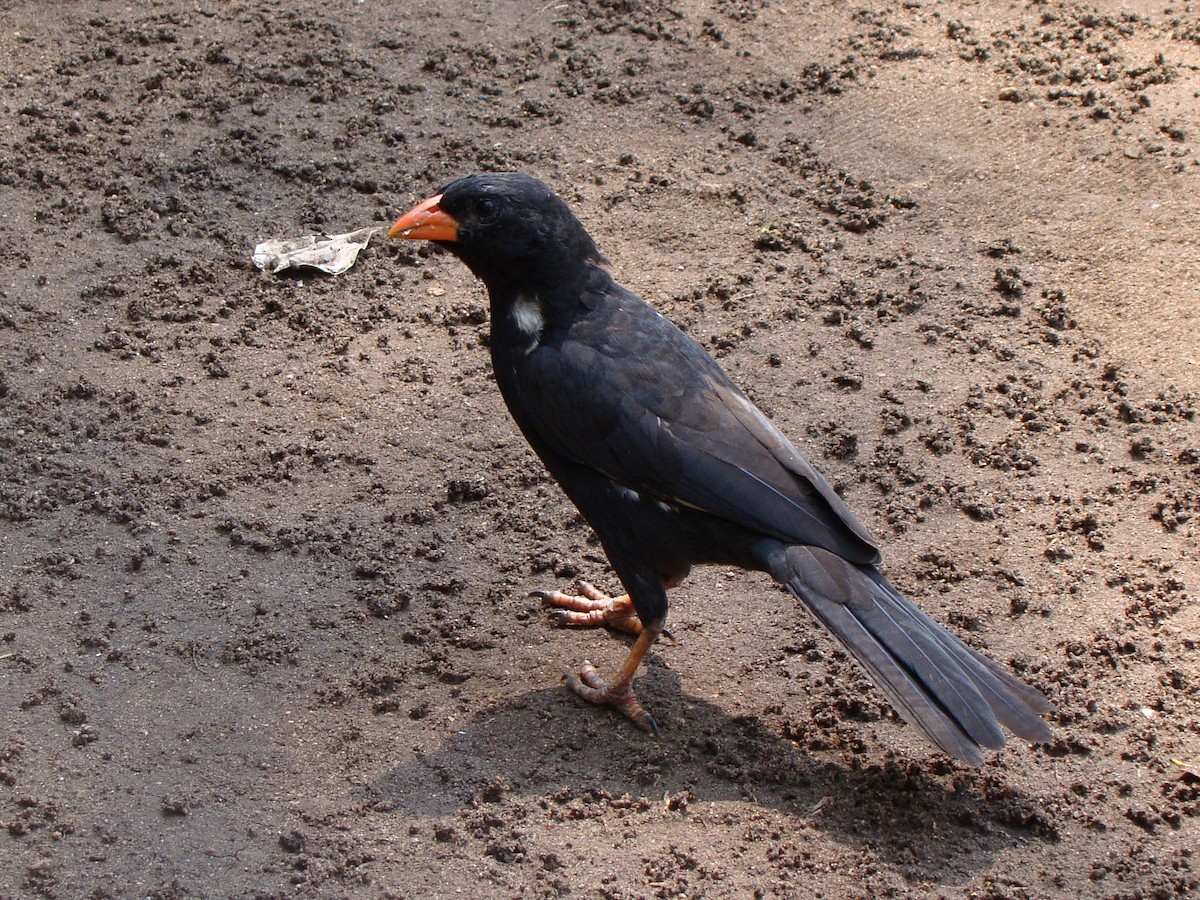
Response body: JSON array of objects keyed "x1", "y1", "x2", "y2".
[
  {"x1": 564, "y1": 660, "x2": 658, "y2": 735},
  {"x1": 533, "y1": 581, "x2": 644, "y2": 635}
]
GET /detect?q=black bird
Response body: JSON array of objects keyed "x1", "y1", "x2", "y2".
[{"x1": 388, "y1": 172, "x2": 1052, "y2": 765}]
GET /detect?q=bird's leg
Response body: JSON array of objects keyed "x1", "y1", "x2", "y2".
[
  {"x1": 564, "y1": 624, "x2": 662, "y2": 735},
  {"x1": 533, "y1": 581, "x2": 644, "y2": 634}
]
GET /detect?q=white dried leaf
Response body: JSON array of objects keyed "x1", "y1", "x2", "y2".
[{"x1": 252, "y1": 227, "x2": 380, "y2": 276}]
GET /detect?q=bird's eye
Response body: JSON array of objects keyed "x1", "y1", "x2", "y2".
[{"x1": 474, "y1": 197, "x2": 500, "y2": 223}]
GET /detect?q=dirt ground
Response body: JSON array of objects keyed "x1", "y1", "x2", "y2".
[{"x1": 1, "y1": 0, "x2": 1198, "y2": 896}]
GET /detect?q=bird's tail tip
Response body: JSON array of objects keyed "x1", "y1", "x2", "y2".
[{"x1": 769, "y1": 544, "x2": 1053, "y2": 765}]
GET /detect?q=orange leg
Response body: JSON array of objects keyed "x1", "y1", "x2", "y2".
[{"x1": 563, "y1": 625, "x2": 662, "y2": 735}]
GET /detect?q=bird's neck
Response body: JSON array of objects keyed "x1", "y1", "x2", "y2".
[{"x1": 488, "y1": 263, "x2": 611, "y2": 340}]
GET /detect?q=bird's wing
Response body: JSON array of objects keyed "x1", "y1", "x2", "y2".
[{"x1": 505, "y1": 288, "x2": 881, "y2": 565}]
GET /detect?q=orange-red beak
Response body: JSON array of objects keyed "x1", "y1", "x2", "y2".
[{"x1": 387, "y1": 193, "x2": 459, "y2": 242}]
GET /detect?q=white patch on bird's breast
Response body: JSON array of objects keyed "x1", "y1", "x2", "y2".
[{"x1": 511, "y1": 293, "x2": 544, "y2": 349}]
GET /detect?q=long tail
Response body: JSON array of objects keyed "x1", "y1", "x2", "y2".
[{"x1": 766, "y1": 544, "x2": 1053, "y2": 765}]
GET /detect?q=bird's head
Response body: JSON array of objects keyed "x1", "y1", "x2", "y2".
[{"x1": 388, "y1": 172, "x2": 604, "y2": 299}]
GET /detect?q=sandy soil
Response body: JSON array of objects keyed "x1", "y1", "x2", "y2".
[{"x1": 1, "y1": 1, "x2": 1198, "y2": 897}]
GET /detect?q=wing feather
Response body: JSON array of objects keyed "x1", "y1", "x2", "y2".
[{"x1": 503, "y1": 287, "x2": 880, "y2": 564}]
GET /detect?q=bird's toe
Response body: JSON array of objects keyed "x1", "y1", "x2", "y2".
[
  {"x1": 535, "y1": 585, "x2": 644, "y2": 634},
  {"x1": 563, "y1": 660, "x2": 658, "y2": 735}
]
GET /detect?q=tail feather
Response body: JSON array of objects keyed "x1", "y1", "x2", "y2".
[
  {"x1": 853, "y1": 587, "x2": 1006, "y2": 749},
  {"x1": 798, "y1": 588, "x2": 993, "y2": 764},
  {"x1": 864, "y1": 569, "x2": 1053, "y2": 742},
  {"x1": 768, "y1": 545, "x2": 1052, "y2": 765}
]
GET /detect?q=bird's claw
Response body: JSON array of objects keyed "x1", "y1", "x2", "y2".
[
  {"x1": 532, "y1": 582, "x2": 645, "y2": 635},
  {"x1": 564, "y1": 660, "x2": 658, "y2": 736}
]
